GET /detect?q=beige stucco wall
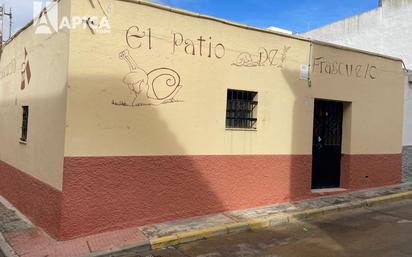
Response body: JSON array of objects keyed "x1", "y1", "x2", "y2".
[
  {"x1": 0, "y1": 0, "x2": 70, "y2": 190},
  {"x1": 310, "y1": 43, "x2": 404, "y2": 154},
  {"x1": 64, "y1": 0, "x2": 404, "y2": 157}
]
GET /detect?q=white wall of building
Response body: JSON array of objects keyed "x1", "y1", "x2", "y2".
[{"x1": 304, "y1": 0, "x2": 412, "y2": 146}]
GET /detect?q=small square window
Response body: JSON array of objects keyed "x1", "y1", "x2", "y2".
[
  {"x1": 226, "y1": 89, "x2": 258, "y2": 129},
  {"x1": 20, "y1": 106, "x2": 29, "y2": 142}
]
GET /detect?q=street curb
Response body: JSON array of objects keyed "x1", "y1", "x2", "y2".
[
  {"x1": 0, "y1": 233, "x2": 18, "y2": 257},
  {"x1": 2, "y1": 190, "x2": 412, "y2": 257},
  {"x1": 146, "y1": 190, "x2": 412, "y2": 251},
  {"x1": 364, "y1": 191, "x2": 412, "y2": 206}
]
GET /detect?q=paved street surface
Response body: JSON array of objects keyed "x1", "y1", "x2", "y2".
[{"x1": 122, "y1": 199, "x2": 412, "y2": 257}]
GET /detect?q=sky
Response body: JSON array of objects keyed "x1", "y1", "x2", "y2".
[
  {"x1": 153, "y1": 0, "x2": 379, "y2": 32},
  {"x1": 1, "y1": 0, "x2": 379, "y2": 41}
]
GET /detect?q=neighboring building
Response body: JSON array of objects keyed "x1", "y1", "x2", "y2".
[
  {"x1": 304, "y1": 0, "x2": 412, "y2": 182},
  {"x1": 0, "y1": 0, "x2": 405, "y2": 240}
]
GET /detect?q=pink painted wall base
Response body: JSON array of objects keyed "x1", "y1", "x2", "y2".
[
  {"x1": 59, "y1": 154, "x2": 401, "y2": 239},
  {"x1": 0, "y1": 154, "x2": 402, "y2": 240},
  {"x1": 0, "y1": 160, "x2": 62, "y2": 238}
]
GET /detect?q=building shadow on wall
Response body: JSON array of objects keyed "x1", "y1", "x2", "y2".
[
  {"x1": 59, "y1": 73, "x2": 230, "y2": 239},
  {"x1": 279, "y1": 67, "x2": 352, "y2": 255},
  {"x1": 280, "y1": 67, "x2": 315, "y2": 203}
]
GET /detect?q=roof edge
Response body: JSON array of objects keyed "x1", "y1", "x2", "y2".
[
  {"x1": 119, "y1": 0, "x2": 310, "y2": 42},
  {"x1": 0, "y1": 0, "x2": 404, "y2": 64},
  {"x1": 117, "y1": 0, "x2": 405, "y2": 63}
]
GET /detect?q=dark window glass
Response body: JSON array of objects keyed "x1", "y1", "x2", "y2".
[
  {"x1": 226, "y1": 89, "x2": 257, "y2": 129},
  {"x1": 21, "y1": 106, "x2": 29, "y2": 142}
]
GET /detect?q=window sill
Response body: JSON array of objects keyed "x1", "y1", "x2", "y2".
[
  {"x1": 19, "y1": 140, "x2": 27, "y2": 145},
  {"x1": 225, "y1": 128, "x2": 257, "y2": 132}
]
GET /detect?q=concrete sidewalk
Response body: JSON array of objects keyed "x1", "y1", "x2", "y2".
[{"x1": 1, "y1": 183, "x2": 412, "y2": 257}]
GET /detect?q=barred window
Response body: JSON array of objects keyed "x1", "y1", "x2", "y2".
[
  {"x1": 20, "y1": 106, "x2": 29, "y2": 142},
  {"x1": 226, "y1": 89, "x2": 258, "y2": 129}
]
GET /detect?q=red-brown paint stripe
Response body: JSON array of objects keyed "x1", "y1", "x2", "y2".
[
  {"x1": 60, "y1": 154, "x2": 401, "y2": 239},
  {"x1": 0, "y1": 160, "x2": 62, "y2": 238},
  {"x1": 60, "y1": 155, "x2": 312, "y2": 239},
  {"x1": 0, "y1": 154, "x2": 402, "y2": 240},
  {"x1": 341, "y1": 154, "x2": 402, "y2": 189}
]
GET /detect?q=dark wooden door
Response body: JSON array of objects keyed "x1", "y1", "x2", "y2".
[{"x1": 312, "y1": 99, "x2": 343, "y2": 189}]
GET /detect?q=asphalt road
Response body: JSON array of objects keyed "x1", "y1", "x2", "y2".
[{"x1": 122, "y1": 199, "x2": 412, "y2": 257}]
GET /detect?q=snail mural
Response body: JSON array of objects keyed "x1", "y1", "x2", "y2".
[{"x1": 112, "y1": 49, "x2": 183, "y2": 106}]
